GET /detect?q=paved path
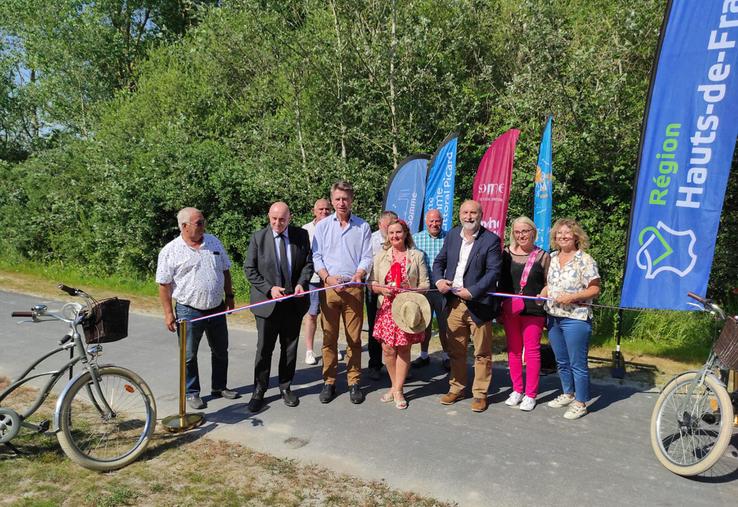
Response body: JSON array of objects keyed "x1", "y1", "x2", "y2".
[{"x1": 1, "y1": 290, "x2": 736, "y2": 506}]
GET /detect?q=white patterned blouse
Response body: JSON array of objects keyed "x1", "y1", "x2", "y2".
[{"x1": 544, "y1": 250, "x2": 600, "y2": 321}]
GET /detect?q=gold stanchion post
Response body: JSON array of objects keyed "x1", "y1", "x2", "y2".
[
  {"x1": 163, "y1": 319, "x2": 204, "y2": 432},
  {"x1": 733, "y1": 369, "x2": 737, "y2": 427}
]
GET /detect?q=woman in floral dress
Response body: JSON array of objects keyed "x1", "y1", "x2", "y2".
[{"x1": 370, "y1": 219, "x2": 430, "y2": 409}]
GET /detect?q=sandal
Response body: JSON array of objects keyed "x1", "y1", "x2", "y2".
[
  {"x1": 394, "y1": 394, "x2": 408, "y2": 410},
  {"x1": 380, "y1": 391, "x2": 395, "y2": 403}
]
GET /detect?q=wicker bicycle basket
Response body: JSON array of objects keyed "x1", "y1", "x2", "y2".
[
  {"x1": 81, "y1": 298, "x2": 131, "y2": 344},
  {"x1": 714, "y1": 316, "x2": 738, "y2": 371}
]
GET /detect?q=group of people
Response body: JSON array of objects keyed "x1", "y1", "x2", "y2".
[{"x1": 156, "y1": 179, "x2": 600, "y2": 420}]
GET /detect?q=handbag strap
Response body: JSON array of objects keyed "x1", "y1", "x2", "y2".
[{"x1": 518, "y1": 248, "x2": 540, "y2": 293}]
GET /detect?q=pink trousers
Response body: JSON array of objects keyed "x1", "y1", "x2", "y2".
[{"x1": 502, "y1": 312, "x2": 545, "y2": 398}]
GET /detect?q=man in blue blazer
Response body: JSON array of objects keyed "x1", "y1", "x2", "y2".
[
  {"x1": 432, "y1": 200, "x2": 502, "y2": 413},
  {"x1": 244, "y1": 202, "x2": 314, "y2": 412}
]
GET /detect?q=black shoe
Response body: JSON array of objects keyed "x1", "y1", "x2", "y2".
[
  {"x1": 280, "y1": 388, "x2": 300, "y2": 407},
  {"x1": 411, "y1": 356, "x2": 430, "y2": 369},
  {"x1": 247, "y1": 393, "x2": 265, "y2": 413},
  {"x1": 319, "y1": 383, "x2": 336, "y2": 404},
  {"x1": 442, "y1": 358, "x2": 451, "y2": 372},
  {"x1": 211, "y1": 388, "x2": 240, "y2": 400},
  {"x1": 186, "y1": 394, "x2": 206, "y2": 410},
  {"x1": 349, "y1": 384, "x2": 365, "y2": 404},
  {"x1": 368, "y1": 367, "x2": 381, "y2": 381}
]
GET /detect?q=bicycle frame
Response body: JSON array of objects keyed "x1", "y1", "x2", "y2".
[{"x1": 2, "y1": 296, "x2": 116, "y2": 434}]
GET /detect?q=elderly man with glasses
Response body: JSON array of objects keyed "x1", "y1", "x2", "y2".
[{"x1": 156, "y1": 207, "x2": 239, "y2": 410}]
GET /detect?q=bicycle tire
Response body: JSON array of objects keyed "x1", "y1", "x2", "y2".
[
  {"x1": 650, "y1": 371, "x2": 734, "y2": 476},
  {"x1": 56, "y1": 366, "x2": 157, "y2": 471}
]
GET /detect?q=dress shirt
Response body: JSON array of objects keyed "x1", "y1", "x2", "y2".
[
  {"x1": 272, "y1": 228, "x2": 292, "y2": 277},
  {"x1": 371, "y1": 230, "x2": 385, "y2": 255},
  {"x1": 302, "y1": 220, "x2": 320, "y2": 283},
  {"x1": 452, "y1": 228, "x2": 479, "y2": 288},
  {"x1": 156, "y1": 234, "x2": 231, "y2": 310},
  {"x1": 312, "y1": 212, "x2": 372, "y2": 279}
]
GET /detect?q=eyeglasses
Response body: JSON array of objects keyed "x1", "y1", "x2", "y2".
[
  {"x1": 513, "y1": 229, "x2": 534, "y2": 236},
  {"x1": 187, "y1": 220, "x2": 206, "y2": 227}
]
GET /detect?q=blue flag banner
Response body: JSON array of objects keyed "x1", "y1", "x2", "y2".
[
  {"x1": 383, "y1": 154, "x2": 430, "y2": 234},
  {"x1": 534, "y1": 116, "x2": 553, "y2": 251},
  {"x1": 621, "y1": 0, "x2": 738, "y2": 310},
  {"x1": 424, "y1": 133, "x2": 458, "y2": 234}
]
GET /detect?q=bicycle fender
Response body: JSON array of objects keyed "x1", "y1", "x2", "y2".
[{"x1": 658, "y1": 369, "x2": 727, "y2": 394}]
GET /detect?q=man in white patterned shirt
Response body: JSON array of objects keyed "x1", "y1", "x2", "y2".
[{"x1": 156, "y1": 207, "x2": 239, "y2": 410}]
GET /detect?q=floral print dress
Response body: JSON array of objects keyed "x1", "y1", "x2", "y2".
[{"x1": 373, "y1": 256, "x2": 425, "y2": 346}]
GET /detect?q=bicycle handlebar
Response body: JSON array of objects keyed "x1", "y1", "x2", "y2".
[
  {"x1": 58, "y1": 284, "x2": 79, "y2": 296},
  {"x1": 12, "y1": 311, "x2": 33, "y2": 317},
  {"x1": 687, "y1": 292, "x2": 706, "y2": 304},
  {"x1": 688, "y1": 292, "x2": 726, "y2": 319}
]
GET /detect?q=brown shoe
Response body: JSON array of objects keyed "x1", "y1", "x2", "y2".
[
  {"x1": 471, "y1": 397, "x2": 488, "y2": 412},
  {"x1": 440, "y1": 391, "x2": 465, "y2": 405}
]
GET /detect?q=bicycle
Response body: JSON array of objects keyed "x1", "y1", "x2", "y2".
[
  {"x1": 0, "y1": 285, "x2": 157, "y2": 471},
  {"x1": 650, "y1": 292, "x2": 738, "y2": 476}
]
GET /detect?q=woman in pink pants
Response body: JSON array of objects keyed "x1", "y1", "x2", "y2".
[{"x1": 499, "y1": 216, "x2": 550, "y2": 412}]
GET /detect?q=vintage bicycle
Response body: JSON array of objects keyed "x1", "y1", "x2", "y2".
[
  {"x1": 650, "y1": 292, "x2": 738, "y2": 476},
  {"x1": 0, "y1": 285, "x2": 156, "y2": 471}
]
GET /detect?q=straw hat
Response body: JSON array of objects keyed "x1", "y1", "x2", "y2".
[{"x1": 391, "y1": 292, "x2": 432, "y2": 334}]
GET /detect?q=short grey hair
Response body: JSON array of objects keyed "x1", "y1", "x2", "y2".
[
  {"x1": 380, "y1": 210, "x2": 398, "y2": 222},
  {"x1": 177, "y1": 207, "x2": 202, "y2": 229},
  {"x1": 330, "y1": 180, "x2": 355, "y2": 199}
]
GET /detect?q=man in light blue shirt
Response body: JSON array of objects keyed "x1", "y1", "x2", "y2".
[
  {"x1": 312, "y1": 180, "x2": 373, "y2": 404},
  {"x1": 412, "y1": 209, "x2": 450, "y2": 371}
]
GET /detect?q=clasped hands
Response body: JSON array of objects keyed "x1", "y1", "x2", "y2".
[
  {"x1": 324, "y1": 273, "x2": 363, "y2": 293},
  {"x1": 270, "y1": 285, "x2": 306, "y2": 299},
  {"x1": 435, "y1": 279, "x2": 472, "y2": 301},
  {"x1": 373, "y1": 280, "x2": 410, "y2": 298}
]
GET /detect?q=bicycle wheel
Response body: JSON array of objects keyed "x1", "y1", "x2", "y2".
[
  {"x1": 650, "y1": 371, "x2": 734, "y2": 476},
  {"x1": 56, "y1": 366, "x2": 157, "y2": 471}
]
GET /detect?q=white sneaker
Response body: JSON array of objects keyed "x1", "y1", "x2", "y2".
[
  {"x1": 547, "y1": 393, "x2": 575, "y2": 408},
  {"x1": 519, "y1": 395, "x2": 536, "y2": 412},
  {"x1": 564, "y1": 403, "x2": 587, "y2": 420},
  {"x1": 337, "y1": 349, "x2": 344, "y2": 361},
  {"x1": 305, "y1": 350, "x2": 317, "y2": 365},
  {"x1": 505, "y1": 391, "x2": 524, "y2": 406}
]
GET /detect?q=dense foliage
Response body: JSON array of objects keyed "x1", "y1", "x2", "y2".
[{"x1": 1, "y1": 0, "x2": 737, "y2": 353}]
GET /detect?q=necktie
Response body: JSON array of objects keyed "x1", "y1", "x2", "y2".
[{"x1": 277, "y1": 233, "x2": 292, "y2": 292}]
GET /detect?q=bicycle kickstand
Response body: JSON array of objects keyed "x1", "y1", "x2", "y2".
[{"x1": 3, "y1": 442, "x2": 25, "y2": 456}]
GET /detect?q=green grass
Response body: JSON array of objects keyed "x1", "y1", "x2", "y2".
[
  {"x1": 0, "y1": 252, "x2": 157, "y2": 298},
  {"x1": 0, "y1": 431, "x2": 450, "y2": 507},
  {"x1": 0, "y1": 251, "x2": 252, "y2": 303},
  {"x1": 587, "y1": 304, "x2": 736, "y2": 363}
]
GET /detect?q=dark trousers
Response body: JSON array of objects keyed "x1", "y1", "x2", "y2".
[
  {"x1": 254, "y1": 301, "x2": 302, "y2": 392},
  {"x1": 175, "y1": 303, "x2": 229, "y2": 396},
  {"x1": 365, "y1": 290, "x2": 382, "y2": 370}
]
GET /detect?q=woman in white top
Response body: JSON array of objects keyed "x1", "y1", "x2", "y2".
[{"x1": 540, "y1": 219, "x2": 600, "y2": 420}]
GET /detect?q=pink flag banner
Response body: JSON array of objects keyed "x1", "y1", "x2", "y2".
[{"x1": 472, "y1": 129, "x2": 521, "y2": 242}]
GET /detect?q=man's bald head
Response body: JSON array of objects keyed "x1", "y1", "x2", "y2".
[{"x1": 269, "y1": 201, "x2": 291, "y2": 234}]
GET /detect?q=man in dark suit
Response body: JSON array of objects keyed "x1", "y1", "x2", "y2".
[
  {"x1": 244, "y1": 201, "x2": 314, "y2": 412},
  {"x1": 432, "y1": 199, "x2": 502, "y2": 413}
]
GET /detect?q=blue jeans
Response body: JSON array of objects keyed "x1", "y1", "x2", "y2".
[
  {"x1": 175, "y1": 303, "x2": 229, "y2": 396},
  {"x1": 547, "y1": 316, "x2": 591, "y2": 403}
]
